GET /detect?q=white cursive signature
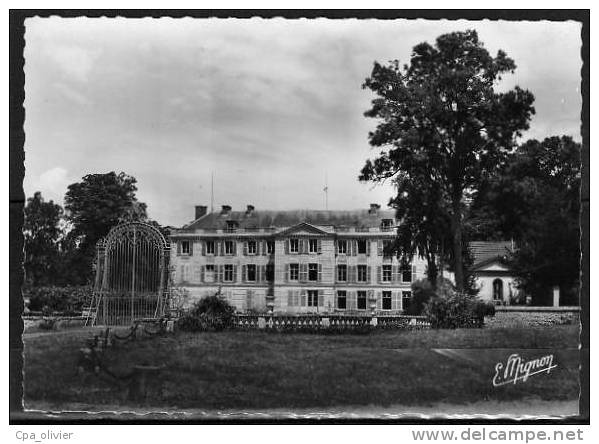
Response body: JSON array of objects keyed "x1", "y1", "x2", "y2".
[{"x1": 492, "y1": 353, "x2": 557, "y2": 387}]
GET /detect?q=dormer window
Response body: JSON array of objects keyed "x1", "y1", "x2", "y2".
[
  {"x1": 181, "y1": 240, "x2": 190, "y2": 255},
  {"x1": 381, "y1": 219, "x2": 394, "y2": 231},
  {"x1": 226, "y1": 220, "x2": 238, "y2": 232}
]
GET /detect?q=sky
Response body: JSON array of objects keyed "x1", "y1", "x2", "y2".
[{"x1": 23, "y1": 18, "x2": 582, "y2": 227}]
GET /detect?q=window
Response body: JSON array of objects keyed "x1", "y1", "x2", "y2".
[
  {"x1": 307, "y1": 290, "x2": 319, "y2": 307},
  {"x1": 357, "y1": 291, "x2": 367, "y2": 310},
  {"x1": 289, "y1": 239, "x2": 299, "y2": 253},
  {"x1": 226, "y1": 220, "x2": 238, "y2": 232},
  {"x1": 337, "y1": 291, "x2": 347, "y2": 309},
  {"x1": 402, "y1": 291, "x2": 412, "y2": 310},
  {"x1": 224, "y1": 264, "x2": 234, "y2": 282},
  {"x1": 381, "y1": 219, "x2": 394, "y2": 231},
  {"x1": 309, "y1": 239, "x2": 319, "y2": 253},
  {"x1": 337, "y1": 240, "x2": 347, "y2": 254},
  {"x1": 493, "y1": 279, "x2": 504, "y2": 301},
  {"x1": 357, "y1": 239, "x2": 367, "y2": 254},
  {"x1": 382, "y1": 291, "x2": 392, "y2": 310},
  {"x1": 382, "y1": 240, "x2": 392, "y2": 257},
  {"x1": 247, "y1": 240, "x2": 257, "y2": 255},
  {"x1": 308, "y1": 263, "x2": 318, "y2": 281},
  {"x1": 357, "y1": 265, "x2": 368, "y2": 282},
  {"x1": 247, "y1": 264, "x2": 257, "y2": 281},
  {"x1": 224, "y1": 241, "x2": 235, "y2": 255},
  {"x1": 265, "y1": 263, "x2": 274, "y2": 281},
  {"x1": 267, "y1": 241, "x2": 275, "y2": 254},
  {"x1": 401, "y1": 265, "x2": 413, "y2": 282},
  {"x1": 289, "y1": 263, "x2": 299, "y2": 281},
  {"x1": 206, "y1": 241, "x2": 215, "y2": 255},
  {"x1": 382, "y1": 265, "x2": 392, "y2": 282},
  {"x1": 205, "y1": 264, "x2": 215, "y2": 283},
  {"x1": 181, "y1": 241, "x2": 190, "y2": 255},
  {"x1": 337, "y1": 264, "x2": 347, "y2": 282}
]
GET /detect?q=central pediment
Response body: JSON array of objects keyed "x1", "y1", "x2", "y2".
[{"x1": 276, "y1": 222, "x2": 330, "y2": 237}]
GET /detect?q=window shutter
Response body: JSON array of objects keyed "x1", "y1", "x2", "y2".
[
  {"x1": 285, "y1": 263, "x2": 289, "y2": 282},
  {"x1": 218, "y1": 241, "x2": 223, "y2": 256},
  {"x1": 176, "y1": 241, "x2": 181, "y2": 256},
  {"x1": 232, "y1": 265, "x2": 237, "y2": 283},
  {"x1": 241, "y1": 265, "x2": 247, "y2": 282},
  {"x1": 366, "y1": 240, "x2": 371, "y2": 256},
  {"x1": 189, "y1": 241, "x2": 194, "y2": 256},
  {"x1": 352, "y1": 240, "x2": 358, "y2": 256},
  {"x1": 260, "y1": 240, "x2": 265, "y2": 256},
  {"x1": 202, "y1": 241, "x2": 206, "y2": 256},
  {"x1": 348, "y1": 291, "x2": 356, "y2": 310},
  {"x1": 377, "y1": 240, "x2": 383, "y2": 256},
  {"x1": 232, "y1": 241, "x2": 237, "y2": 256},
  {"x1": 300, "y1": 289, "x2": 307, "y2": 307},
  {"x1": 367, "y1": 266, "x2": 372, "y2": 284},
  {"x1": 376, "y1": 291, "x2": 382, "y2": 310},
  {"x1": 377, "y1": 266, "x2": 382, "y2": 284},
  {"x1": 318, "y1": 290, "x2": 324, "y2": 307},
  {"x1": 243, "y1": 242, "x2": 248, "y2": 256},
  {"x1": 300, "y1": 263, "x2": 307, "y2": 283},
  {"x1": 394, "y1": 291, "x2": 401, "y2": 311},
  {"x1": 287, "y1": 290, "x2": 294, "y2": 307},
  {"x1": 200, "y1": 265, "x2": 205, "y2": 283},
  {"x1": 318, "y1": 263, "x2": 322, "y2": 282},
  {"x1": 217, "y1": 265, "x2": 223, "y2": 283},
  {"x1": 317, "y1": 239, "x2": 322, "y2": 254}
]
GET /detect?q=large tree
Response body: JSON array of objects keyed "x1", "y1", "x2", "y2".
[
  {"x1": 23, "y1": 192, "x2": 63, "y2": 286},
  {"x1": 360, "y1": 30, "x2": 535, "y2": 292},
  {"x1": 63, "y1": 172, "x2": 147, "y2": 283},
  {"x1": 469, "y1": 136, "x2": 581, "y2": 304}
]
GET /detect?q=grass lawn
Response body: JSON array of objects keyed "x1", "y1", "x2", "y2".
[{"x1": 23, "y1": 326, "x2": 580, "y2": 411}]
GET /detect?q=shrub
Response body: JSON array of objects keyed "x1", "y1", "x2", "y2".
[
  {"x1": 24, "y1": 286, "x2": 92, "y2": 314},
  {"x1": 424, "y1": 291, "x2": 495, "y2": 329},
  {"x1": 178, "y1": 294, "x2": 235, "y2": 332},
  {"x1": 406, "y1": 280, "x2": 433, "y2": 315}
]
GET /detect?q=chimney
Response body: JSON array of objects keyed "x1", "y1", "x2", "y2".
[
  {"x1": 221, "y1": 205, "x2": 232, "y2": 215},
  {"x1": 246, "y1": 204, "x2": 255, "y2": 215},
  {"x1": 369, "y1": 203, "x2": 381, "y2": 215},
  {"x1": 195, "y1": 205, "x2": 208, "y2": 220}
]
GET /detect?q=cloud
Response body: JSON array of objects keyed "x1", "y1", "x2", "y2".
[{"x1": 28, "y1": 167, "x2": 71, "y2": 204}]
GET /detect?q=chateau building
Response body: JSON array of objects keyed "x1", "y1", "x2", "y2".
[{"x1": 169, "y1": 204, "x2": 426, "y2": 314}]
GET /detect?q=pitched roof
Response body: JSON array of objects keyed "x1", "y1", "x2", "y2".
[
  {"x1": 182, "y1": 209, "x2": 396, "y2": 231},
  {"x1": 469, "y1": 241, "x2": 514, "y2": 268}
]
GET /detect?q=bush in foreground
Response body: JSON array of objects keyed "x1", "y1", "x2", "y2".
[
  {"x1": 177, "y1": 294, "x2": 235, "y2": 332},
  {"x1": 424, "y1": 292, "x2": 495, "y2": 329}
]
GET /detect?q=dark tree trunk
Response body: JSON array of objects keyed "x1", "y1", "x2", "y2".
[
  {"x1": 425, "y1": 249, "x2": 438, "y2": 290},
  {"x1": 451, "y1": 195, "x2": 464, "y2": 293}
]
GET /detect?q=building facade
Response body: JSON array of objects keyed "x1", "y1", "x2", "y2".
[{"x1": 169, "y1": 204, "x2": 426, "y2": 314}]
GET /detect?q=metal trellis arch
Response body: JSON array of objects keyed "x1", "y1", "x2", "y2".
[{"x1": 87, "y1": 222, "x2": 171, "y2": 326}]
